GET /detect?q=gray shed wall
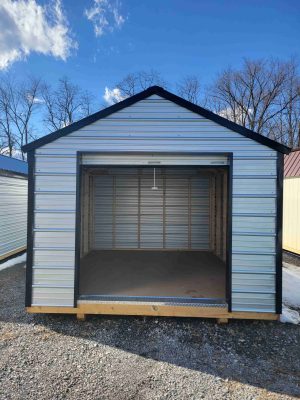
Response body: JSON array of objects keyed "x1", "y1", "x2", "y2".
[
  {"x1": 0, "y1": 173, "x2": 27, "y2": 260},
  {"x1": 31, "y1": 94, "x2": 277, "y2": 312}
]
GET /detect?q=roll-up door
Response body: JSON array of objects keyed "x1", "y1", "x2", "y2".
[
  {"x1": 92, "y1": 167, "x2": 210, "y2": 250},
  {"x1": 81, "y1": 153, "x2": 229, "y2": 166}
]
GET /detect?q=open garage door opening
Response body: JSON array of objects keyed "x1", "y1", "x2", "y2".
[{"x1": 78, "y1": 165, "x2": 229, "y2": 305}]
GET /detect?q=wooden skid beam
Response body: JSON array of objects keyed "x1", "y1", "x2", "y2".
[
  {"x1": 217, "y1": 318, "x2": 228, "y2": 324},
  {"x1": 26, "y1": 306, "x2": 78, "y2": 314},
  {"x1": 26, "y1": 304, "x2": 279, "y2": 321},
  {"x1": 283, "y1": 245, "x2": 300, "y2": 256},
  {"x1": 78, "y1": 304, "x2": 228, "y2": 318},
  {"x1": 0, "y1": 246, "x2": 26, "y2": 261}
]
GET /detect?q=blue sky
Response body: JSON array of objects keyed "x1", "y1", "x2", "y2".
[{"x1": 0, "y1": 0, "x2": 300, "y2": 105}]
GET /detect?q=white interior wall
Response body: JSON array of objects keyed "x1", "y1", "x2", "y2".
[{"x1": 86, "y1": 167, "x2": 212, "y2": 251}]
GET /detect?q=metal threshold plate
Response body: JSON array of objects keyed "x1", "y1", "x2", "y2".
[{"x1": 78, "y1": 295, "x2": 227, "y2": 308}]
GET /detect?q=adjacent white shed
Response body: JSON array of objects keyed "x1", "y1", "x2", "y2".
[
  {"x1": 0, "y1": 155, "x2": 27, "y2": 261},
  {"x1": 283, "y1": 149, "x2": 300, "y2": 255},
  {"x1": 22, "y1": 86, "x2": 290, "y2": 321}
]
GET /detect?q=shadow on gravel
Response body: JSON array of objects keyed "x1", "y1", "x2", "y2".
[{"x1": 1, "y1": 264, "x2": 300, "y2": 398}]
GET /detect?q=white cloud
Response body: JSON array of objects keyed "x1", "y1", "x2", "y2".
[
  {"x1": 0, "y1": 0, "x2": 77, "y2": 70},
  {"x1": 32, "y1": 96, "x2": 44, "y2": 104},
  {"x1": 218, "y1": 106, "x2": 253, "y2": 125},
  {"x1": 0, "y1": 147, "x2": 23, "y2": 159},
  {"x1": 85, "y1": 0, "x2": 125, "y2": 37},
  {"x1": 26, "y1": 94, "x2": 44, "y2": 104},
  {"x1": 103, "y1": 86, "x2": 125, "y2": 105}
]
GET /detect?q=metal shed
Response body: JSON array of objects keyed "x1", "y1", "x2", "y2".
[
  {"x1": 22, "y1": 86, "x2": 290, "y2": 322},
  {"x1": 0, "y1": 154, "x2": 28, "y2": 261},
  {"x1": 283, "y1": 149, "x2": 300, "y2": 255}
]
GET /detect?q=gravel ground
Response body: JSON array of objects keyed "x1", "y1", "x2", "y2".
[{"x1": 0, "y1": 264, "x2": 300, "y2": 400}]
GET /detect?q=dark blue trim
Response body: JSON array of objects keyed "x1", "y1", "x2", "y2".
[
  {"x1": 74, "y1": 156, "x2": 232, "y2": 306},
  {"x1": 25, "y1": 151, "x2": 34, "y2": 307},
  {"x1": 226, "y1": 154, "x2": 233, "y2": 311},
  {"x1": 73, "y1": 154, "x2": 82, "y2": 307},
  {"x1": 276, "y1": 152, "x2": 283, "y2": 314}
]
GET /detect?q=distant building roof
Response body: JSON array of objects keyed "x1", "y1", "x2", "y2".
[
  {"x1": 0, "y1": 154, "x2": 28, "y2": 176},
  {"x1": 284, "y1": 149, "x2": 300, "y2": 178}
]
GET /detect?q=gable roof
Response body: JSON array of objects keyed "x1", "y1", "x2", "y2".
[
  {"x1": 0, "y1": 154, "x2": 28, "y2": 176},
  {"x1": 22, "y1": 86, "x2": 291, "y2": 154},
  {"x1": 284, "y1": 148, "x2": 300, "y2": 177}
]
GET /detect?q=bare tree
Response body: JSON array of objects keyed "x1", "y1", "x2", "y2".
[
  {"x1": 115, "y1": 70, "x2": 167, "y2": 99},
  {"x1": 270, "y1": 61, "x2": 300, "y2": 147},
  {"x1": 0, "y1": 136, "x2": 8, "y2": 155},
  {"x1": 42, "y1": 77, "x2": 95, "y2": 131},
  {"x1": 177, "y1": 75, "x2": 201, "y2": 104},
  {"x1": 206, "y1": 58, "x2": 300, "y2": 146},
  {"x1": 0, "y1": 76, "x2": 41, "y2": 158},
  {"x1": 8, "y1": 77, "x2": 42, "y2": 158},
  {"x1": 0, "y1": 76, "x2": 95, "y2": 158},
  {"x1": 0, "y1": 80, "x2": 15, "y2": 156},
  {"x1": 80, "y1": 90, "x2": 96, "y2": 118},
  {"x1": 42, "y1": 77, "x2": 81, "y2": 131}
]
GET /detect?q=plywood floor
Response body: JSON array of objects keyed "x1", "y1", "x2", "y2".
[{"x1": 79, "y1": 250, "x2": 226, "y2": 299}]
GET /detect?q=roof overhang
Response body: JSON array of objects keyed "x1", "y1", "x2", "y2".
[{"x1": 22, "y1": 86, "x2": 291, "y2": 154}]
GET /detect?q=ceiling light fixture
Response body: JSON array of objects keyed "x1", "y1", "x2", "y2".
[{"x1": 151, "y1": 167, "x2": 158, "y2": 190}]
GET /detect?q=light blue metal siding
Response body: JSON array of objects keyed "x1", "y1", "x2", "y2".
[
  {"x1": 32, "y1": 95, "x2": 277, "y2": 311},
  {"x1": 0, "y1": 174, "x2": 27, "y2": 259}
]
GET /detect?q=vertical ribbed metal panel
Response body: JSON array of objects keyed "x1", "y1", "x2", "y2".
[
  {"x1": 32, "y1": 94, "x2": 278, "y2": 311},
  {"x1": 140, "y1": 170, "x2": 163, "y2": 248},
  {"x1": 0, "y1": 174, "x2": 27, "y2": 259},
  {"x1": 93, "y1": 175, "x2": 113, "y2": 248},
  {"x1": 92, "y1": 168, "x2": 210, "y2": 250},
  {"x1": 283, "y1": 177, "x2": 300, "y2": 254},
  {"x1": 115, "y1": 173, "x2": 139, "y2": 248}
]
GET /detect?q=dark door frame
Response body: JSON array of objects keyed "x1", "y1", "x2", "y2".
[{"x1": 73, "y1": 151, "x2": 233, "y2": 310}]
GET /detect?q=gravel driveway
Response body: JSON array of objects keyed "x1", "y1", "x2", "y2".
[{"x1": 0, "y1": 263, "x2": 300, "y2": 400}]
